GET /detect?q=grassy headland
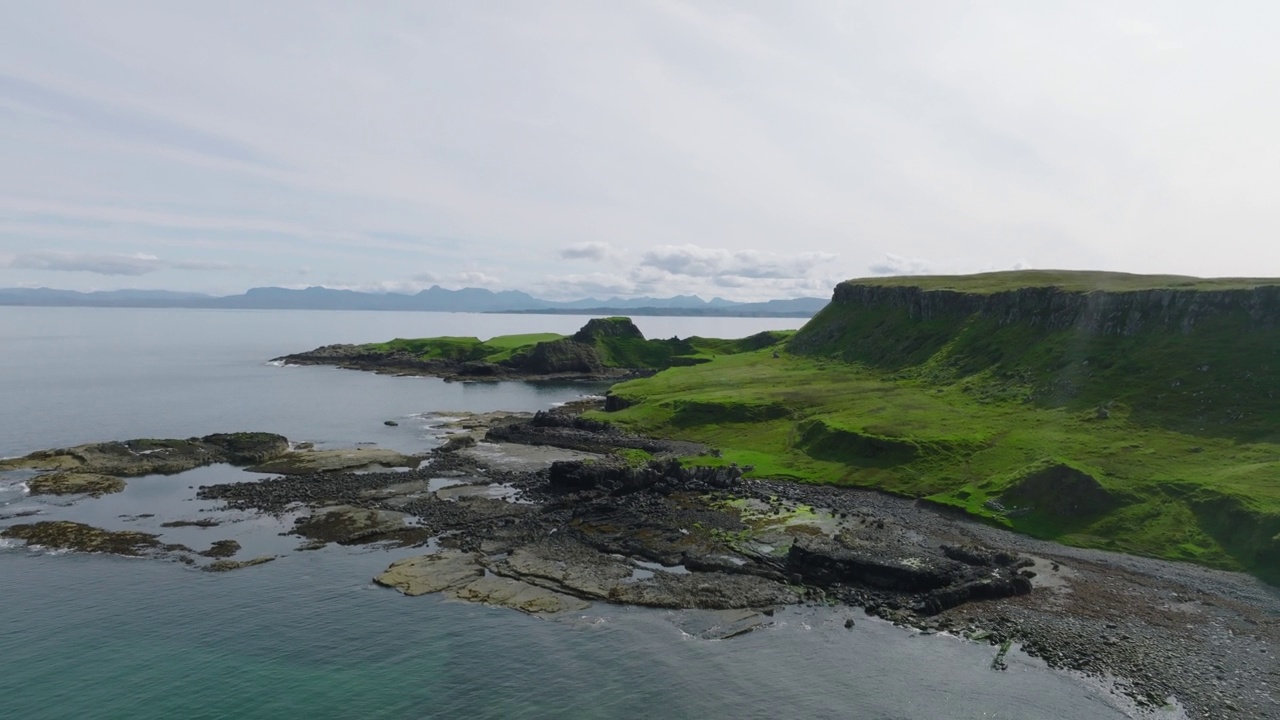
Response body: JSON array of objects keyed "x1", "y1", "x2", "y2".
[
  {"x1": 598, "y1": 271, "x2": 1280, "y2": 584},
  {"x1": 351, "y1": 317, "x2": 794, "y2": 375}
]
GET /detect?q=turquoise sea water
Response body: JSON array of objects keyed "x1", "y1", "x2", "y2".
[{"x1": 0, "y1": 308, "x2": 1141, "y2": 719}]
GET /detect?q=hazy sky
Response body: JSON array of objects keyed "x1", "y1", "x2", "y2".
[{"x1": 2, "y1": 1, "x2": 1279, "y2": 300}]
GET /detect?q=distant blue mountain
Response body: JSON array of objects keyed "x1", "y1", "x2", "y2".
[{"x1": 0, "y1": 285, "x2": 828, "y2": 317}]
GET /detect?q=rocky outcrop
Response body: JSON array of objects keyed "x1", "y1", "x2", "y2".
[
  {"x1": 247, "y1": 448, "x2": 421, "y2": 475},
  {"x1": 786, "y1": 536, "x2": 1032, "y2": 615},
  {"x1": 507, "y1": 338, "x2": 605, "y2": 374},
  {"x1": 292, "y1": 506, "x2": 413, "y2": 545},
  {"x1": 26, "y1": 472, "x2": 126, "y2": 497},
  {"x1": 485, "y1": 410, "x2": 707, "y2": 456},
  {"x1": 547, "y1": 458, "x2": 741, "y2": 495},
  {"x1": 0, "y1": 521, "x2": 161, "y2": 556},
  {"x1": 572, "y1": 317, "x2": 645, "y2": 342},
  {"x1": 3, "y1": 433, "x2": 290, "y2": 499}
]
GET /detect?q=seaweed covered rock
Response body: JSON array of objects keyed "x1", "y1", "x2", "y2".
[
  {"x1": 27, "y1": 472, "x2": 126, "y2": 497},
  {"x1": 0, "y1": 521, "x2": 160, "y2": 556},
  {"x1": 201, "y1": 432, "x2": 290, "y2": 465}
]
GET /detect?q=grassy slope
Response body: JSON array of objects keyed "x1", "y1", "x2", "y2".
[{"x1": 600, "y1": 274, "x2": 1280, "y2": 583}]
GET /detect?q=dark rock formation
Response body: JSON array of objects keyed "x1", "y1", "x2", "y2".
[
  {"x1": 787, "y1": 536, "x2": 1032, "y2": 615},
  {"x1": 0, "y1": 521, "x2": 160, "y2": 556},
  {"x1": 547, "y1": 458, "x2": 742, "y2": 495}
]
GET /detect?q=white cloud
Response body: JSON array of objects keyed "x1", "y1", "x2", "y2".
[
  {"x1": 640, "y1": 244, "x2": 838, "y2": 280},
  {"x1": 560, "y1": 241, "x2": 613, "y2": 261},
  {"x1": 6, "y1": 251, "x2": 237, "y2": 276},
  {"x1": 4, "y1": 2, "x2": 1280, "y2": 295},
  {"x1": 537, "y1": 272, "x2": 636, "y2": 299},
  {"x1": 867, "y1": 253, "x2": 931, "y2": 276},
  {"x1": 452, "y1": 271, "x2": 501, "y2": 288}
]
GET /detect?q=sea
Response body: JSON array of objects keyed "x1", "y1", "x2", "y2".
[{"x1": 0, "y1": 307, "x2": 1152, "y2": 719}]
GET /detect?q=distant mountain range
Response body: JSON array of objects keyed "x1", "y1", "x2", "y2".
[{"x1": 0, "y1": 286, "x2": 828, "y2": 317}]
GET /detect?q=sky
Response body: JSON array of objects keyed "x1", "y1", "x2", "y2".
[{"x1": 2, "y1": 1, "x2": 1280, "y2": 301}]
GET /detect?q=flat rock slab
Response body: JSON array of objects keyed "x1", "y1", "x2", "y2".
[
  {"x1": 497, "y1": 545, "x2": 634, "y2": 599},
  {"x1": 375, "y1": 551, "x2": 485, "y2": 596},
  {"x1": 459, "y1": 442, "x2": 602, "y2": 472},
  {"x1": 375, "y1": 551, "x2": 590, "y2": 615},
  {"x1": 205, "y1": 556, "x2": 275, "y2": 572},
  {"x1": 249, "y1": 448, "x2": 421, "y2": 475},
  {"x1": 449, "y1": 575, "x2": 591, "y2": 615},
  {"x1": 673, "y1": 608, "x2": 771, "y2": 640}
]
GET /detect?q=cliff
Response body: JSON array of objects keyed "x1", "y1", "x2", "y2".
[
  {"x1": 790, "y1": 271, "x2": 1280, "y2": 441},
  {"x1": 820, "y1": 273, "x2": 1280, "y2": 335}
]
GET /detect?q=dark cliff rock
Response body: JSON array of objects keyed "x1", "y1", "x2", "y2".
[
  {"x1": 818, "y1": 281, "x2": 1280, "y2": 337},
  {"x1": 573, "y1": 317, "x2": 645, "y2": 342},
  {"x1": 507, "y1": 338, "x2": 605, "y2": 374},
  {"x1": 787, "y1": 536, "x2": 1032, "y2": 615},
  {"x1": 547, "y1": 458, "x2": 742, "y2": 495}
]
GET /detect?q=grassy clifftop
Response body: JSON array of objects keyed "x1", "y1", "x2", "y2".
[
  {"x1": 601, "y1": 271, "x2": 1280, "y2": 583},
  {"x1": 841, "y1": 269, "x2": 1280, "y2": 294}
]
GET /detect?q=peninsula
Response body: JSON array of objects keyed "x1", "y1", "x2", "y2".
[{"x1": 284, "y1": 270, "x2": 1280, "y2": 585}]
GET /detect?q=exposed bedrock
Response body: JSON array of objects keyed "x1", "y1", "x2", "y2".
[
  {"x1": 786, "y1": 536, "x2": 1032, "y2": 615},
  {"x1": 486, "y1": 410, "x2": 706, "y2": 456},
  {"x1": 546, "y1": 458, "x2": 741, "y2": 495},
  {"x1": 0, "y1": 433, "x2": 289, "y2": 478}
]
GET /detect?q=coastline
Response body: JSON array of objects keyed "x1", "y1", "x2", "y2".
[{"x1": 3, "y1": 402, "x2": 1274, "y2": 717}]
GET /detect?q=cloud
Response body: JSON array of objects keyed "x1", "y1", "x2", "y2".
[
  {"x1": 452, "y1": 271, "x2": 500, "y2": 287},
  {"x1": 867, "y1": 253, "x2": 931, "y2": 276},
  {"x1": 640, "y1": 244, "x2": 838, "y2": 280},
  {"x1": 6, "y1": 251, "x2": 238, "y2": 276},
  {"x1": 537, "y1": 272, "x2": 636, "y2": 299},
  {"x1": 560, "y1": 241, "x2": 613, "y2": 261}
]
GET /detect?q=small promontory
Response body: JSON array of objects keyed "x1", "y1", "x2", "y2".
[{"x1": 276, "y1": 317, "x2": 793, "y2": 381}]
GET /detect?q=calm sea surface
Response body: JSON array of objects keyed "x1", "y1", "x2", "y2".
[{"x1": 0, "y1": 308, "x2": 1142, "y2": 719}]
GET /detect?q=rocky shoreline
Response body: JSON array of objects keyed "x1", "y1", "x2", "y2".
[
  {"x1": 192, "y1": 409, "x2": 1280, "y2": 717},
  {"x1": 2, "y1": 407, "x2": 1276, "y2": 717}
]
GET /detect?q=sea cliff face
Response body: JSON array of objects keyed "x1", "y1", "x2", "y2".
[{"x1": 823, "y1": 281, "x2": 1280, "y2": 336}]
